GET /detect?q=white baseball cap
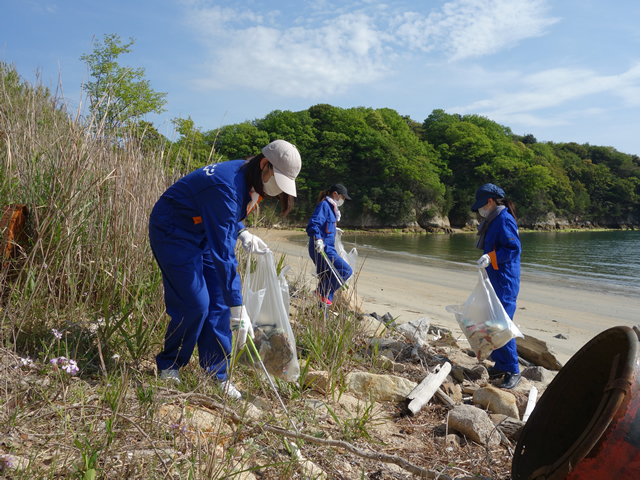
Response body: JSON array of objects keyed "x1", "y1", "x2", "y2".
[{"x1": 262, "y1": 140, "x2": 302, "y2": 197}]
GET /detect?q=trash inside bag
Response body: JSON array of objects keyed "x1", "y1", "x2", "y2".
[
  {"x1": 248, "y1": 325, "x2": 295, "y2": 376},
  {"x1": 241, "y1": 251, "x2": 300, "y2": 382},
  {"x1": 335, "y1": 229, "x2": 357, "y2": 279},
  {"x1": 446, "y1": 268, "x2": 524, "y2": 360}
]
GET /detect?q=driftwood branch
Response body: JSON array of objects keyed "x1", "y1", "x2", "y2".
[
  {"x1": 435, "y1": 388, "x2": 456, "y2": 408},
  {"x1": 407, "y1": 363, "x2": 452, "y2": 415}
]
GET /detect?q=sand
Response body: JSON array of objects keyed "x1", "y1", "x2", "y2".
[{"x1": 256, "y1": 228, "x2": 640, "y2": 366}]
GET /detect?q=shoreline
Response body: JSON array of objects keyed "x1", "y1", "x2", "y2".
[
  {"x1": 257, "y1": 228, "x2": 640, "y2": 367},
  {"x1": 283, "y1": 226, "x2": 635, "y2": 235}
]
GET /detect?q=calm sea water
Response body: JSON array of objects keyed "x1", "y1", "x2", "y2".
[{"x1": 333, "y1": 230, "x2": 640, "y2": 295}]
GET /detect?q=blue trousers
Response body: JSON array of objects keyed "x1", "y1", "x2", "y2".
[
  {"x1": 490, "y1": 301, "x2": 520, "y2": 374},
  {"x1": 149, "y1": 212, "x2": 232, "y2": 381},
  {"x1": 491, "y1": 338, "x2": 519, "y2": 374},
  {"x1": 309, "y1": 245, "x2": 352, "y2": 302}
]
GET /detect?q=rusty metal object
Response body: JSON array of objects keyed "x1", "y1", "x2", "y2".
[
  {"x1": 512, "y1": 326, "x2": 640, "y2": 479},
  {"x1": 0, "y1": 204, "x2": 28, "y2": 266}
]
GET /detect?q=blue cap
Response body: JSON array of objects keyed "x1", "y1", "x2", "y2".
[{"x1": 471, "y1": 183, "x2": 505, "y2": 211}]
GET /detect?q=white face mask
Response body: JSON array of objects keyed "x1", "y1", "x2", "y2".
[
  {"x1": 263, "y1": 175, "x2": 282, "y2": 196},
  {"x1": 336, "y1": 198, "x2": 344, "y2": 207},
  {"x1": 478, "y1": 206, "x2": 490, "y2": 218}
]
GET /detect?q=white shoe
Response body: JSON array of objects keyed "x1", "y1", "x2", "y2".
[
  {"x1": 220, "y1": 380, "x2": 242, "y2": 400},
  {"x1": 160, "y1": 369, "x2": 181, "y2": 383}
]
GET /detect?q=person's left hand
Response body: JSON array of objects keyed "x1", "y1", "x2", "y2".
[
  {"x1": 238, "y1": 230, "x2": 268, "y2": 254},
  {"x1": 477, "y1": 254, "x2": 491, "y2": 268}
]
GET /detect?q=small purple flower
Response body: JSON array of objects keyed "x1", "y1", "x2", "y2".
[
  {"x1": 50, "y1": 356, "x2": 66, "y2": 366},
  {"x1": 19, "y1": 357, "x2": 33, "y2": 367},
  {"x1": 52, "y1": 329, "x2": 62, "y2": 339},
  {"x1": 62, "y1": 359, "x2": 79, "y2": 376},
  {"x1": 50, "y1": 357, "x2": 78, "y2": 375}
]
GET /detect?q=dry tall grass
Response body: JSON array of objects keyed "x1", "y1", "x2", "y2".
[{"x1": 0, "y1": 62, "x2": 175, "y2": 358}]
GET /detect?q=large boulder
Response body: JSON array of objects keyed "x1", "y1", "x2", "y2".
[
  {"x1": 417, "y1": 206, "x2": 451, "y2": 231},
  {"x1": 448, "y1": 405, "x2": 500, "y2": 447},
  {"x1": 345, "y1": 372, "x2": 417, "y2": 402}
]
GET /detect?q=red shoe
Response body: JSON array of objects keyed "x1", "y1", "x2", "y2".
[{"x1": 314, "y1": 290, "x2": 332, "y2": 305}]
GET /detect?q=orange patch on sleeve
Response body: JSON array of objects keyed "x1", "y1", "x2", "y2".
[{"x1": 193, "y1": 216, "x2": 203, "y2": 225}]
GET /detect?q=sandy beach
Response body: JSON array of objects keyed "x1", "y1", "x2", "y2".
[{"x1": 256, "y1": 228, "x2": 640, "y2": 366}]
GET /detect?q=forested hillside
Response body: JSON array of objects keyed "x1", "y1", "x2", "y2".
[{"x1": 170, "y1": 105, "x2": 640, "y2": 229}]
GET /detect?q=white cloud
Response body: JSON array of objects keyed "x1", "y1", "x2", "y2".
[
  {"x1": 452, "y1": 64, "x2": 640, "y2": 127},
  {"x1": 394, "y1": 0, "x2": 557, "y2": 60},
  {"x1": 184, "y1": 0, "x2": 557, "y2": 97},
  {"x1": 26, "y1": 0, "x2": 57, "y2": 14}
]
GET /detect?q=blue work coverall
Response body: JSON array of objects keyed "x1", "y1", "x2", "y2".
[
  {"x1": 149, "y1": 160, "x2": 251, "y2": 380},
  {"x1": 483, "y1": 208, "x2": 522, "y2": 374},
  {"x1": 306, "y1": 199, "x2": 352, "y2": 302}
]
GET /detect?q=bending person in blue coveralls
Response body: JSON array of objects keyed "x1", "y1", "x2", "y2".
[
  {"x1": 471, "y1": 183, "x2": 522, "y2": 389},
  {"x1": 306, "y1": 184, "x2": 353, "y2": 306},
  {"x1": 149, "y1": 140, "x2": 301, "y2": 399}
]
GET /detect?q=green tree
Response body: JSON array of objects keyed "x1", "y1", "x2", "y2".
[
  {"x1": 80, "y1": 33, "x2": 167, "y2": 129},
  {"x1": 171, "y1": 116, "x2": 213, "y2": 170}
]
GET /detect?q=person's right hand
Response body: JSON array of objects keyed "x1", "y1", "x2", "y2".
[
  {"x1": 238, "y1": 230, "x2": 269, "y2": 255},
  {"x1": 314, "y1": 238, "x2": 325, "y2": 253},
  {"x1": 477, "y1": 254, "x2": 491, "y2": 268},
  {"x1": 230, "y1": 305, "x2": 254, "y2": 349}
]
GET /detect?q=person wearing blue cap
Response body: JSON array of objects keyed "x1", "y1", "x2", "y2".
[
  {"x1": 149, "y1": 140, "x2": 301, "y2": 399},
  {"x1": 471, "y1": 183, "x2": 522, "y2": 389},
  {"x1": 306, "y1": 184, "x2": 353, "y2": 306}
]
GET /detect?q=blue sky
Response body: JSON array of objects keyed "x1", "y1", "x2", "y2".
[{"x1": 4, "y1": 0, "x2": 640, "y2": 154}]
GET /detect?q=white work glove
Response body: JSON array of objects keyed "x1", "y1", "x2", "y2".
[
  {"x1": 230, "y1": 305, "x2": 254, "y2": 349},
  {"x1": 314, "y1": 238, "x2": 325, "y2": 253},
  {"x1": 477, "y1": 254, "x2": 491, "y2": 268},
  {"x1": 238, "y1": 230, "x2": 268, "y2": 255}
]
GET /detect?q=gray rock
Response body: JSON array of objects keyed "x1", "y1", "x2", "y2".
[
  {"x1": 473, "y1": 386, "x2": 520, "y2": 420},
  {"x1": 451, "y1": 365, "x2": 489, "y2": 382},
  {"x1": 516, "y1": 335, "x2": 563, "y2": 370},
  {"x1": 451, "y1": 366, "x2": 465, "y2": 383},
  {"x1": 368, "y1": 338, "x2": 405, "y2": 353},
  {"x1": 345, "y1": 372, "x2": 417, "y2": 402},
  {"x1": 467, "y1": 365, "x2": 489, "y2": 381},
  {"x1": 381, "y1": 312, "x2": 395, "y2": 325},
  {"x1": 554, "y1": 333, "x2": 568, "y2": 339},
  {"x1": 448, "y1": 405, "x2": 501, "y2": 447},
  {"x1": 521, "y1": 366, "x2": 556, "y2": 385},
  {"x1": 395, "y1": 317, "x2": 431, "y2": 346}
]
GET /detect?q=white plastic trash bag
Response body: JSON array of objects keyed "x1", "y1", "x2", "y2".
[
  {"x1": 241, "y1": 251, "x2": 300, "y2": 382},
  {"x1": 335, "y1": 229, "x2": 358, "y2": 279},
  {"x1": 446, "y1": 268, "x2": 524, "y2": 360}
]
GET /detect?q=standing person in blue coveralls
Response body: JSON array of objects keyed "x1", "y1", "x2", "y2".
[
  {"x1": 149, "y1": 140, "x2": 301, "y2": 399},
  {"x1": 306, "y1": 184, "x2": 353, "y2": 306},
  {"x1": 471, "y1": 183, "x2": 522, "y2": 389}
]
